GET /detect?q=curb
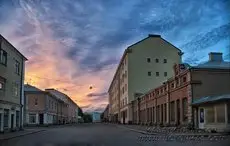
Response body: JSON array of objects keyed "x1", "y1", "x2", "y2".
[
  {"x1": 0, "y1": 129, "x2": 46, "y2": 141},
  {"x1": 117, "y1": 126, "x2": 228, "y2": 136},
  {"x1": 116, "y1": 125, "x2": 157, "y2": 135}
]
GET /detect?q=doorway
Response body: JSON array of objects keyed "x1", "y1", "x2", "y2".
[
  {"x1": 39, "y1": 114, "x2": 44, "y2": 125},
  {"x1": 122, "y1": 111, "x2": 125, "y2": 124},
  {"x1": 11, "y1": 114, "x2": 14, "y2": 129},
  {"x1": 176, "y1": 100, "x2": 180, "y2": 125},
  {"x1": 199, "y1": 108, "x2": 205, "y2": 129}
]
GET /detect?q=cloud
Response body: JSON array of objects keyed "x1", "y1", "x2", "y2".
[
  {"x1": 86, "y1": 92, "x2": 108, "y2": 98},
  {"x1": 0, "y1": 0, "x2": 229, "y2": 112}
]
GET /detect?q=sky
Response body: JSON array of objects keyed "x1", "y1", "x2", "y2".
[{"x1": 0, "y1": 0, "x2": 229, "y2": 112}]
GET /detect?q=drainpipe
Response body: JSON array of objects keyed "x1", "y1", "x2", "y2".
[{"x1": 20, "y1": 58, "x2": 25, "y2": 130}]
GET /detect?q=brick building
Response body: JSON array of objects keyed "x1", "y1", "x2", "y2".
[{"x1": 131, "y1": 52, "x2": 230, "y2": 131}]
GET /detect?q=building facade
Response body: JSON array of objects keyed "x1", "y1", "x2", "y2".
[
  {"x1": 24, "y1": 84, "x2": 65, "y2": 125},
  {"x1": 45, "y1": 89, "x2": 78, "y2": 124},
  {"x1": 0, "y1": 34, "x2": 27, "y2": 132},
  {"x1": 108, "y1": 34, "x2": 182, "y2": 124},
  {"x1": 131, "y1": 52, "x2": 230, "y2": 132},
  {"x1": 102, "y1": 105, "x2": 109, "y2": 122}
]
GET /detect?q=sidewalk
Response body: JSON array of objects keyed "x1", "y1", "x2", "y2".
[
  {"x1": 0, "y1": 129, "x2": 46, "y2": 141},
  {"x1": 116, "y1": 124, "x2": 229, "y2": 136}
]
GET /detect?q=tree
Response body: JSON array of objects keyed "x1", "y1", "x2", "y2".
[
  {"x1": 78, "y1": 107, "x2": 84, "y2": 117},
  {"x1": 83, "y1": 113, "x2": 92, "y2": 123}
]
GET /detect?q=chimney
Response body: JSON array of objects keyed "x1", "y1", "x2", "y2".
[{"x1": 209, "y1": 52, "x2": 223, "y2": 62}]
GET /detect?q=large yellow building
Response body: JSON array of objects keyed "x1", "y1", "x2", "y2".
[{"x1": 108, "y1": 34, "x2": 182, "y2": 124}]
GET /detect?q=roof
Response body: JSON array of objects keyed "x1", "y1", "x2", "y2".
[
  {"x1": 45, "y1": 89, "x2": 68, "y2": 103},
  {"x1": 192, "y1": 61, "x2": 230, "y2": 69},
  {"x1": 0, "y1": 34, "x2": 28, "y2": 60},
  {"x1": 192, "y1": 94, "x2": 230, "y2": 105},
  {"x1": 24, "y1": 84, "x2": 44, "y2": 92}
]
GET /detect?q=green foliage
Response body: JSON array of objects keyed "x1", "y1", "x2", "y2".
[{"x1": 83, "y1": 113, "x2": 92, "y2": 123}]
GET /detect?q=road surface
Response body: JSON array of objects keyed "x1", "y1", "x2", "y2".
[{"x1": 1, "y1": 124, "x2": 229, "y2": 146}]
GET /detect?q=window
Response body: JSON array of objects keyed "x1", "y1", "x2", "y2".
[
  {"x1": 183, "y1": 76, "x2": 187, "y2": 83},
  {"x1": 182, "y1": 98, "x2": 188, "y2": 121},
  {"x1": 163, "y1": 59, "x2": 167, "y2": 63},
  {"x1": 15, "y1": 60, "x2": 20, "y2": 75},
  {"x1": 206, "y1": 107, "x2": 214, "y2": 123},
  {"x1": 125, "y1": 71, "x2": 127, "y2": 78},
  {"x1": 29, "y1": 114, "x2": 36, "y2": 124},
  {"x1": 124, "y1": 84, "x2": 127, "y2": 91},
  {"x1": 176, "y1": 79, "x2": 179, "y2": 86},
  {"x1": 170, "y1": 101, "x2": 175, "y2": 122},
  {"x1": 164, "y1": 72, "x2": 167, "y2": 77},
  {"x1": 13, "y1": 83, "x2": 19, "y2": 96},
  {"x1": 0, "y1": 49, "x2": 7, "y2": 65},
  {"x1": 49, "y1": 100, "x2": 51, "y2": 108},
  {"x1": 16, "y1": 111, "x2": 20, "y2": 127},
  {"x1": 148, "y1": 71, "x2": 152, "y2": 76},
  {"x1": 155, "y1": 58, "x2": 159, "y2": 63},
  {"x1": 122, "y1": 87, "x2": 124, "y2": 94},
  {"x1": 4, "y1": 109, "x2": 9, "y2": 128},
  {"x1": 152, "y1": 107, "x2": 155, "y2": 122},
  {"x1": 161, "y1": 88, "x2": 163, "y2": 94},
  {"x1": 228, "y1": 103, "x2": 230, "y2": 123},
  {"x1": 35, "y1": 98, "x2": 38, "y2": 105},
  {"x1": 171, "y1": 83, "x2": 174, "y2": 88},
  {"x1": 157, "y1": 105, "x2": 160, "y2": 123},
  {"x1": 216, "y1": 104, "x2": 225, "y2": 123},
  {"x1": 164, "y1": 104, "x2": 167, "y2": 122},
  {"x1": 0, "y1": 81, "x2": 4, "y2": 90},
  {"x1": 156, "y1": 72, "x2": 159, "y2": 76},
  {"x1": 147, "y1": 58, "x2": 151, "y2": 63}
]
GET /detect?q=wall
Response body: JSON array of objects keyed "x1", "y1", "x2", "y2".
[
  {"x1": 192, "y1": 69, "x2": 230, "y2": 100},
  {"x1": 0, "y1": 36, "x2": 24, "y2": 105},
  {"x1": 128, "y1": 36, "x2": 181, "y2": 103},
  {"x1": 26, "y1": 92, "x2": 46, "y2": 112}
]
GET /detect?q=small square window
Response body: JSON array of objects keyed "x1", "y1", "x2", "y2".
[
  {"x1": 155, "y1": 58, "x2": 159, "y2": 63},
  {"x1": 156, "y1": 72, "x2": 159, "y2": 76},
  {"x1": 148, "y1": 71, "x2": 152, "y2": 76},
  {"x1": 147, "y1": 58, "x2": 151, "y2": 63},
  {"x1": 164, "y1": 59, "x2": 167, "y2": 63},
  {"x1": 164, "y1": 72, "x2": 167, "y2": 77}
]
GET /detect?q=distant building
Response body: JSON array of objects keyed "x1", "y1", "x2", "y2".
[
  {"x1": 92, "y1": 112, "x2": 101, "y2": 123},
  {"x1": 24, "y1": 84, "x2": 67, "y2": 125},
  {"x1": 45, "y1": 89, "x2": 78, "y2": 124},
  {"x1": 108, "y1": 34, "x2": 182, "y2": 124},
  {"x1": 0, "y1": 34, "x2": 27, "y2": 132}
]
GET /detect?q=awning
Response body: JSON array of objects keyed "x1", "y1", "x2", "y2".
[{"x1": 192, "y1": 94, "x2": 230, "y2": 105}]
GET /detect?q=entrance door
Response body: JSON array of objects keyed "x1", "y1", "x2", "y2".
[
  {"x1": 11, "y1": 114, "x2": 14, "y2": 129},
  {"x1": 122, "y1": 111, "x2": 125, "y2": 124},
  {"x1": 176, "y1": 100, "x2": 180, "y2": 125},
  {"x1": 39, "y1": 114, "x2": 44, "y2": 125},
  {"x1": 199, "y1": 108, "x2": 205, "y2": 129}
]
